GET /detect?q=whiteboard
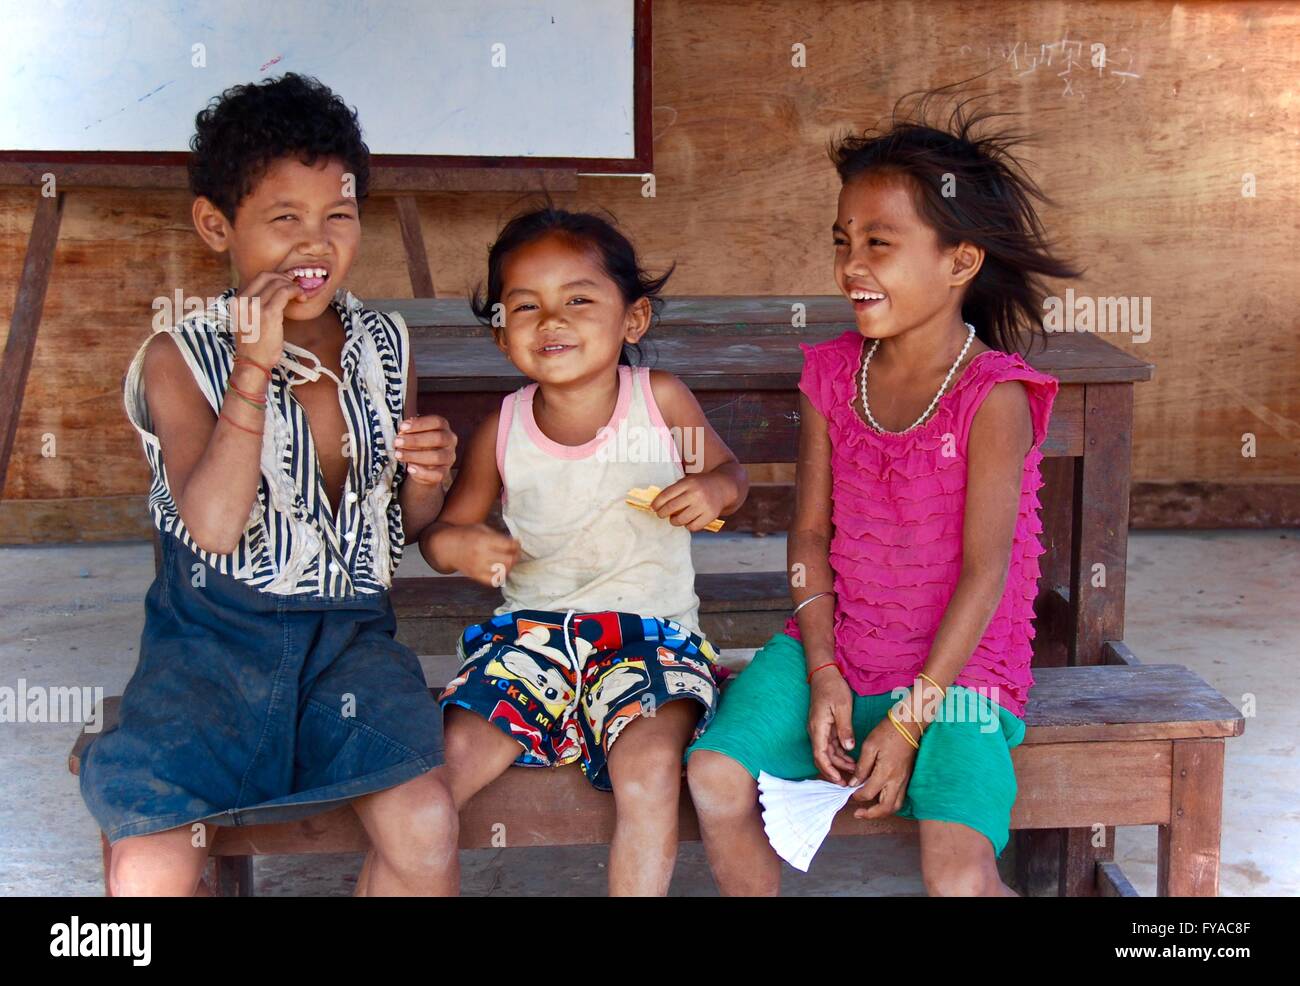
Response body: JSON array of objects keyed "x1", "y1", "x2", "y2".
[{"x1": 0, "y1": 0, "x2": 638, "y2": 160}]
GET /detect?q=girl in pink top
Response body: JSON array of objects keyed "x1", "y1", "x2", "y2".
[{"x1": 687, "y1": 91, "x2": 1078, "y2": 895}]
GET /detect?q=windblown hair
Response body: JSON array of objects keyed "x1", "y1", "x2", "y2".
[{"x1": 828, "y1": 82, "x2": 1081, "y2": 353}]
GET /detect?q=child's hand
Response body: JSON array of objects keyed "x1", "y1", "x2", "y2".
[
  {"x1": 231, "y1": 271, "x2": 305, "y2": 367},
  {"x1": 652, "y1": 474, "x2": 731, "y2": 532},
  {"x1": 395, "y1": 415, "x2": 457, "y2": 486},
  {"x1": 807, "y1": 669, "x2": 858, "y2": 784},
  {"x1": 848, "y1": 716, "x2": 918, "y2": 820},
  {"x1": 437, "y1": 523, "x2": 521, "y2": 587}
]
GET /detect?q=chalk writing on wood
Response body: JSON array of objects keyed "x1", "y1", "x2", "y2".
[{"x1": 960, "y1": 39, "x2": 1143, "y2": 99}]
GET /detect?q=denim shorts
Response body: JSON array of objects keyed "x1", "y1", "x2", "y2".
[
  {"x1": 79, "y1": 533, "x2": 444, "y2": 843},
  {"x1": 686, "y1": 632, "x2": 1026, "y2": 856}
]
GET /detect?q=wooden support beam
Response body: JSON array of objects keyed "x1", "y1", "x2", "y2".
[
  {"x1": 394, "y1": 195, "x2": 436, "y2": 298},
  {"x1": 0, "y1": 191, "x2": 64, "y2": 494}
]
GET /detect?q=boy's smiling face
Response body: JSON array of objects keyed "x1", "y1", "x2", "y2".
[
  {"x1": 193, "y1": 155, "x2": 360, "y2": 323},
  {"x1": 495, "y1": 232, "x2": 649, "y2": 385},
  {"x1": 832, "y1": 172, "x2": 980, "y2": 341}
]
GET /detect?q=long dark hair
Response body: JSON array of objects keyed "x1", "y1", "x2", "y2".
[
  {"x1": 470, "y1": 199, "x2": 673, "y2": 367},
  {"x1": 827, "y1": 83, "x2": 1081, "y2": 354}
]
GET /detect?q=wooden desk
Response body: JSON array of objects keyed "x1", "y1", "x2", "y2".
[{"x1": 385, "y1": 295, "x2": 1154, "y2": 669}]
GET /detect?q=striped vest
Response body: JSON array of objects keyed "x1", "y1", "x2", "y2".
[{"x1": 124, "y1": 288, "x2": 409, "y2": 597}]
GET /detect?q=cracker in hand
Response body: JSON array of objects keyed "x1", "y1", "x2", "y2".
[{"x1": 625, "y1": 485, "x2": 725, "y2": 532}]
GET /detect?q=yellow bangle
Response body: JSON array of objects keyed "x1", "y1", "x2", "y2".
[
  {"x1": 917, "y1": 671, "x2": 947, "y2": 697},
  {"x1": 887, "y1": 707, "x2": 921, "y2": 751}
]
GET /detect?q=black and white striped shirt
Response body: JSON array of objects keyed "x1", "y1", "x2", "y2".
[{"x1": 124, "y1": 288, "x2": 410, "y2": 597}]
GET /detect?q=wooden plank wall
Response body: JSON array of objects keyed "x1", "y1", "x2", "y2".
[{"x1": 1, "y1": 0, "x2": 1297, "y2": 541}]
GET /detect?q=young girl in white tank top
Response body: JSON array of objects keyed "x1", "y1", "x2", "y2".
[
  {"x1": 420, "y1": 205, "x2": 748, "y2": 895},
  {"x1": 494, "y1": 362, "x2": 700, "y2": 629}
]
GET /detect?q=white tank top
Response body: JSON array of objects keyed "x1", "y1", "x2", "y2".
[{"x1": 494, "y1": 365, "x2": 701, "y2": 633}]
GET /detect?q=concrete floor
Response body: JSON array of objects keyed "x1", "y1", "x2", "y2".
[{"x1": 1, "y1": 530, "x2": 1295, "y2": 896}]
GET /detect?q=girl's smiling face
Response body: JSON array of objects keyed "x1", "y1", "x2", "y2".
[
  {"x1": 496, "y1": 232, "x2": 650, "y2": 385},
  {"x1": 833, "y1": 172, "x2": 979, "y2": 340}
]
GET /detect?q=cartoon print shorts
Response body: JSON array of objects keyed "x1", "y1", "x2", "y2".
[{"x1": 438, "y1": 609, "x2": 721, "y2": 791}]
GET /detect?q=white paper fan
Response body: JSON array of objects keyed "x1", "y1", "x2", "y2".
[{"x1": 757, "y1": 771, "x2": 864, "y2": 872}]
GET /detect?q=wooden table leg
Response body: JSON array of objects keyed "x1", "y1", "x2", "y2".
[
  {"x1": 1070, "y1": 383, "x2": 1135, "y2": 666},
  {"x1": 1158, "y1": 738, "x2": 1225, "y2": 896},
  {"x1": 1032, "y1": 456, "x2": 1075, "y2": 669},
  {"x1": 1029, "y1": 383, "x2": 1136, "y2": 896}
]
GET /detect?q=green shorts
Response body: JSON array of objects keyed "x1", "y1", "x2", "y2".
[{"x1": 686, "y1": 632, "x2": 1027, "y2": 857}]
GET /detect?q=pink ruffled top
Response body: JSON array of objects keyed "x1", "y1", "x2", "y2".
[{"x1": 783, "y1": 331, "x2": 1059, "y2": 718}]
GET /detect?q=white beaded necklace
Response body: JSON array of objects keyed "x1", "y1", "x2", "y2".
[{"x1": 858, "y1": 322, "x2": 976, "y2": 434}]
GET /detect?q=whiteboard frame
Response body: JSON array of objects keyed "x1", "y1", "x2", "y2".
[{"x1": 0, "y1": 0, "x2": 653, "y2": 191}]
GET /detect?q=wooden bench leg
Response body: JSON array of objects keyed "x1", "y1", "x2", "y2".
[
  {"x1": 1012, "y1": 826, "x2": 1115, "y2": 897},
  {"x1": 100, "y1": 832, "x2": 113, "y2": 896},
  {"x1": 1158, "y1": 738, "x2": 1225, "y2": 896},
  {"x1": 211, "y1": 856, "x2": 255, "y2": 897},
  {"x1": 1062, "y1": 825, "x2": 1115, "y2": 896},
  {"x1": 1012, "y1": 830, "x2": 1060, "y2": 896},
  {"x1": 1008, "y1": 827, "x2": 1112, "y2": 894}
]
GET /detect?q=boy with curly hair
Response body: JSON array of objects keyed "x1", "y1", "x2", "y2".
[{"x1": 79, "y1": 74, "x2": 459, "y2": 896}]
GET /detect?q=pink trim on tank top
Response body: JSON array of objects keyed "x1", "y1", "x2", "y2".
[
  {"x1": 518, "y1": 365, "x2": 632, "y2": 460},
  {"x1": 495, "y1": 390, "x2": 516, "y2": 505}
]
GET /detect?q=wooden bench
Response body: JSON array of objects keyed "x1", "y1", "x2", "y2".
[{"x1": 69, "y1": 659, "x2": 1244, "y2": 896}]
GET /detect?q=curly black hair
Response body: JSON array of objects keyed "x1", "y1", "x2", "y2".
[
  {"x1": 470, "y1": 197, "x2": 673, "y2": 367},
  {"x1": 828, "y1": 81, "x2": 1082, "y2": 355},
  {"x1": 188, "y1": 73, "x2": 370, "y2": 221}
]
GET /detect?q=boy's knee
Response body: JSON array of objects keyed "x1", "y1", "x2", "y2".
[
  {"x1": 109, "y1": 839, "x2": 202, "y2": 897},
  {"x1": 685, "y1": 750, "x2": 758, "y2": 819},
  {"x1": 367, "y1": 772, "x2": 459, "y2": 873}
]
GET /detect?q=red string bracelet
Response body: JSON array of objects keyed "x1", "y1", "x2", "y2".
[
  {"x1": 807, "y1": 662, "x2": 838, "y2": 684},
  {"x1": 233, "y1": 354, "x2": 274, "y2": 380},
  {"x1": 219, "y1": 411, "x2": 263, "y2": 437},
  {"x1": 227, "y1": 379, "x2": 268, "y2": 404}
]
